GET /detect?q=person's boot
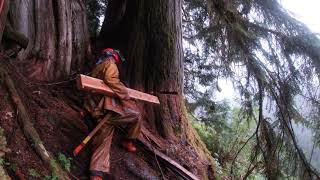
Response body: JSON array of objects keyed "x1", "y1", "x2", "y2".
[
  {"x1": 122, "y1": 140, "x2": 137, "y2": 152},
  {"x1": 90, "y1": 176, "x2": 103, "y2": 180},
  {"x1": 90, "y1": 171, "x2": 111, "y2": 180}
]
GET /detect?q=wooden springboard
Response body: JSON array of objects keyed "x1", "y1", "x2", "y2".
[{"x1": 77, "y1": 74, "x2": 160, "y2": 104}]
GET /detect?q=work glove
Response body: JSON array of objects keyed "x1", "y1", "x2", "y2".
[{"x1": 83, "y1": 114, "x2": 97, "y2": 132}]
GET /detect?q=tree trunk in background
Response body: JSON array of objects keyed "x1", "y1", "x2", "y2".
[
  {"x1": 99, "y1": 0, "x2": 183, "y2": 139},
  {"x1": 8, "y1": 0, "x2": 90, "y2": 81},
  {"x1": 98, "y1": 0, "x2": 214, "y2": 178},
  {"x1": 0, "y1": 0, "x2": 9, "y2": 42}
]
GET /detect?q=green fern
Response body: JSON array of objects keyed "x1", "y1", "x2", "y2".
[
  {"x1": 57, "y1": 153, "x2": 72, "y2": 172},
  {"x1": 28, "y1": 169, "x2": 41, "y2": 178}
]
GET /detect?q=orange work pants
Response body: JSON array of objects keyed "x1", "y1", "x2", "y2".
[{"x1": 89, "y1": 109, "x2": 141, "y2": 174}]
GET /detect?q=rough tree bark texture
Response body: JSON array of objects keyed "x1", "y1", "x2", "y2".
[
  {"x1": 8, "y1": 0, "x2": 90, "y2": 81},
  {"x1": 99, "y1": 0, "x2": 183, "y2": 139},
  {"x1": 0, "y1": 0, "x2": 9, "y2": 42},
  {"x1": 98, "y1": 1, "x2": 214, "y2": 179}
]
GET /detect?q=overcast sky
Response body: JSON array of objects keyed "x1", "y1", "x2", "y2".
[
  {"x1": 216, "y1": 0, "x2": 320, "y2": 102},
  {"x1": 216, "y1": 1, "x2": 320, "y2": 168},
  {"x1": 281, "y1": 0, "x2": 320, "y2": 33},
  {"x1": 281, "y1": 1, "x2": 320, "y2": 167}
]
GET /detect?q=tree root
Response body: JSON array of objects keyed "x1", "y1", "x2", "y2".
[{"x1": 0, "y1": 66, "x2": 69, "y2": 179}]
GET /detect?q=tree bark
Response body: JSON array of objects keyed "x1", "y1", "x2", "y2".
[
  {"x1": 0, "y1": 0, "x2": 9, "y2": 42},
  {"x1": 8, "y1": 0, "x2": 90, "y2": 81},
  {"x1": 99, "y1": 0, "x2": 183, "y2": 139},
  {"x1": 3, "y1": 24, "x2": 29, "y2": 48},
  {"x1": 99, "y1": 1, "x2": 215, "y2": 179}
]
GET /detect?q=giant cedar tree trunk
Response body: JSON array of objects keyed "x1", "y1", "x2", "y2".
[
  {"x1": 0, "y1": 0, "x2": 9, "y2": 42},
  {"x1": 99, "y1": 0, "x2": 183, "y2": 139},
  {"x1": 8, "y1": 0, "x2": 90, "y2": 81},
  {"x1": 98, "y1": 1, "x2": 215, "y2": 179}
]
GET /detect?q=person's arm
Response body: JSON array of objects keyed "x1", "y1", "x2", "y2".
[{"x1": 103, "y1": 62, "x2": 130, "y2": 100}]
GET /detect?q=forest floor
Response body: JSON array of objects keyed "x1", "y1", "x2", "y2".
[{"x1": 0, "y1": 53, "x2": 205, "y2": 180}]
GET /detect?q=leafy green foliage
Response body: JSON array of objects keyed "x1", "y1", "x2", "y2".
[
  {"x1": 183, "y1": 0, "x2": 320, "y2": 178},
  {"x1": 28, "y1": 169, "x2": 41, "y2": 178},
  {"x1": 57, "y1": 153, "x2": 73, "y2": 172},
  {"x1": 8, "y1": 163, "x2": 17, "y2": 172},
  {"x1": 191, "y1": 102, "x2": 262, "y2": 178},
  {"x1": 86, "y1": 0, "x2": 107, "y2": 38},
  {"x1": 44, "y1": 175, "x2": 59, "y2": 180}
]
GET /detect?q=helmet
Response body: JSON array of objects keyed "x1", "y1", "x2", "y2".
[{"x1": 99, "y1": 48, "x2": 126, "y2": 63}]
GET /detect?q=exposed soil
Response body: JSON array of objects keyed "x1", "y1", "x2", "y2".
[
  {"x1": 0, "y1": 53, "x2": 209, "y2": 180},
  {"x1": 0, "y1": 57, "x2": 167, "y2": 180}
]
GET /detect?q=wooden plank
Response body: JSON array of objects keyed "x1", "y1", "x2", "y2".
[
  {"x1": 140, "y1": 126, "x2": 166, "y2": 150},
  {"x1": 77, "y1": 74, "x2": 160, "y2": 104},
  {"x1": 138, "y1": 137, "x2": 200, "y2": 180}
]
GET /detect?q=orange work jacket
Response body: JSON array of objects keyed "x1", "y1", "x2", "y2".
[{"x1": 84, "y1": 58, "x2": 136, "y2": 118}]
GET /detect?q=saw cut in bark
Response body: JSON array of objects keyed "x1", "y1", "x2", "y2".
[
  {"x1": 0, "y1": 66, "x2": 69, "y2": 180},
  {"x1": 77, "y1": 74, "x2": 160, "y2": 104}
]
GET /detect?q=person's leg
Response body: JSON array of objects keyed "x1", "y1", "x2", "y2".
[
  {"x1": 125, "y1": 112, "x2": 141, "y2": 140},
  {"x1": 90, "y1": 176, "x2": 102, "y2": 180},
  {"x1": 109, "y1": 108, "x2": 141, "y2": 139},
  {"x1": 90, "y1": 114, "x2": 114, "y2": 178},
  {"x1": 90, "y1": 172, "x2": 104, "y2": 180},
  {"x1": 90, "y1": 171, "x2": 112, "y2": 180},
  {"x1": 109, "y1": 108, "x2": 141, "y2": 152}
]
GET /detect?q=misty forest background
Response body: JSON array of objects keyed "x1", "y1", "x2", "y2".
[{"x1": 182, "y1": 0, "x2": 320, "y2": 179}]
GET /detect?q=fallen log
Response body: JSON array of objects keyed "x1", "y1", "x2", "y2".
[
  {"x1": 0, "y1": 66, "x2": 69, "y2": 180},
  {"x1": 77, "y1": 74, "x2": 160, "y2": 104}
]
